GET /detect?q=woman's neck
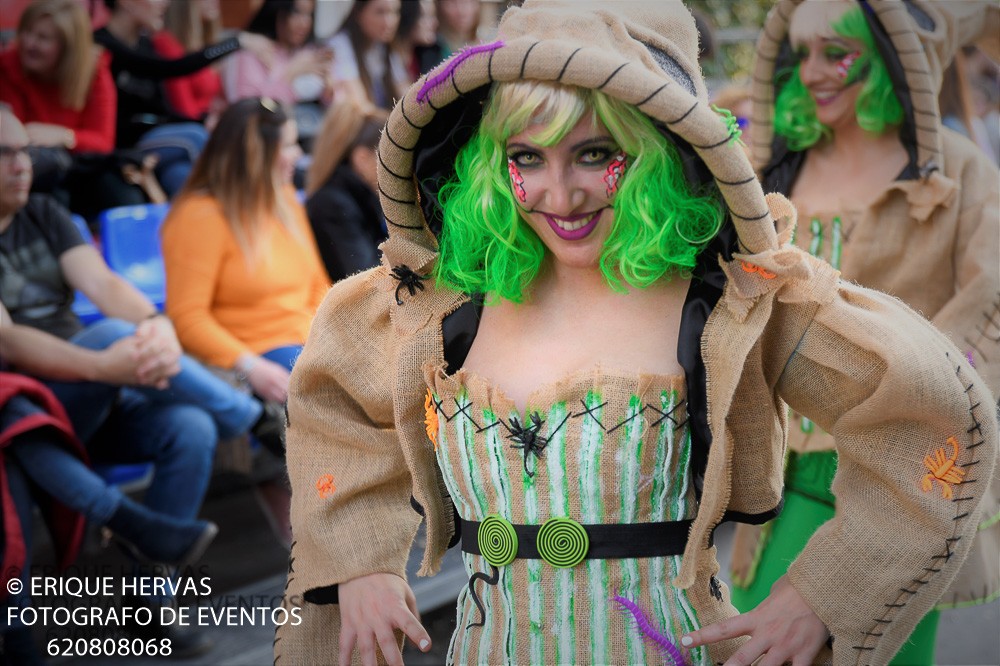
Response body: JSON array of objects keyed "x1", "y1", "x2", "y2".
[
  {"x1": 104, "y1": 12, "x2": 142, "y2": 45},
  {"x1": 820, "y1": 119, "x2": 902, "y2": 166}
]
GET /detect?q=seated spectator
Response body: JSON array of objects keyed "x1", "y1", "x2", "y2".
[
  {"x1": 436, "y1": 0, "x2": 481, "y2": 57},
  {"x1": 223, "y1": 0, "x2": 333, "y2": 146},
  {"x1": 327, "y1": 0, "x2": 409, "y2": 111},
  {"x1": 395, "y1": 0, "x2": 444, "y2": 79},
  {"x1": 305, "y1": 97, "x2": 387, "y2": 281},
  {"x1": 162, "y1": 98, "x2": 329, "y2": 402},
  {"x1": 0, "y1": 108, "x2": 283, "y2": 655},
  {"x1": 152, "y1": 0, "x2": 226, "y2": 125},
  {"x1": 95, "y1": 0, "x2": 273, "y2": 197},
  {"x1": 162, "y1": 99, "x2": 329, "y2": 544},
  {"x1": 0, "y1": 0, "x2": 125, "y2": 211},
  {"x1": 0, "y1": 374, "x2": 217, "y2": 663}
]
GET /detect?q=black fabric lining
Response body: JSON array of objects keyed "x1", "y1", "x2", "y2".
[
  {"x1": 519, "y1": 41, "x2": 541, "y2": 78},
  {"x1": 720, "y1": 498, "x2": 784, "y2": 526},
  {"x1": 462, "y1": 518, "x2": 699, "y2": 559},
  {"x1": 598, "y1": 62, "x2": 629, "y2": 90},
  {"x1": 557, "y1": 47, "x2": 583, "y2": 82}
]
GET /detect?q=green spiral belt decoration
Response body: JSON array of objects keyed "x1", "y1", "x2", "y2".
[
  {"x1": 537, "y1": 517, "x2": 589, "y2": 568},
  {"x1": 478, "y1": 515, "x2": 518, "y2": 567}
]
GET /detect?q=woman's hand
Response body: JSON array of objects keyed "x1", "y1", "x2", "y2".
[
  {"x1": 285, "y1": 49, "x2": 331, "y2": 81},
  {"x1": 242, "y1": 355, "x2": 291, "y2": 403},
  {"x1": 132, "y1": 314, "x2": 182, "y2": 387},
  {"x1": 681, "y1": 576, "x2": 830, "y2": 666},
  {"x1": 338, "y1": 573, "x2": 431, "y2": 666}
]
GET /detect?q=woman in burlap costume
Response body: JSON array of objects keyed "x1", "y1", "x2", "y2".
[
  {"x1": 730, "y1": 2, "x2": 1000, "y2": 663},
  {"x1": 276, "y1": 2, "x2": 998, "y2": 664}
]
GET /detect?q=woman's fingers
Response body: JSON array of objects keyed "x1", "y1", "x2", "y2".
[
  {"x1": 338, "y1": 628, "x2": 356, "y2": 666},
  {"x1": 683, "y1": 612, "x2": 753, "y2": 648}
]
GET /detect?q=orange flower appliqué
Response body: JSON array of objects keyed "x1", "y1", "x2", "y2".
[
  {"x1": 921, "y1": 436, "x2": 965, "y2": 499},
  {"x1": 424, "y1": 388, "x2": 439, "y2": 450},
  {"x1": 740, "y1": 260, "x2": 777, "y2": 280},
  {"x1": 316, "y1": 474, "x2": 336, "y2": 499}
]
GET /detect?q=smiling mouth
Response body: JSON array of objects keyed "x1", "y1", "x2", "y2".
[
  {"x1": 543, "y1": 209, "x2": 604, "y2": 240},
  {"x1": 812, "y1": 90, "x2": 841, "y2": 107}
]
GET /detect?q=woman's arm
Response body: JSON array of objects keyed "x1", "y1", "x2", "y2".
[
  {"x1": 690, "y1": 277, "x2": 997, "y2": 665},
  {"x1": 160, "y1": 197, "x2": 252, "y2": 368},
  {"x1": 95, "y1": 28, "x2": 240, "y2": 80}
]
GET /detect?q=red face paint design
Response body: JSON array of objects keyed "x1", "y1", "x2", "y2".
[
  {"x1": 507, "y1": 157, "x2": 527, "y2": 203},
  {"x1": 603, "y1": 152, "x2": 628, "y2": 197},
  {"x1": 836, "y1": 50, "x2": 861, "y2": 80}
]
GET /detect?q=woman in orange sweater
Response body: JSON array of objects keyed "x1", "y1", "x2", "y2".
[{"x1": 161, "y1": 98, "x2": 329, "y2": 405}]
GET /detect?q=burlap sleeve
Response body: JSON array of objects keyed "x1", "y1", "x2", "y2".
[
  {"x1": 774, "y1": 282, "x2": 998, "y2": 666},
  {"x1": 928, "y1": 136, "x2": 1000, "y2": 398},
  {"x1": 277, "y1": 267, "x2": 420, "y2": 665}
]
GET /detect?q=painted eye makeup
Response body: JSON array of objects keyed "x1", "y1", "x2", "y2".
[
  {"x1": 507, "y1": 150, "x2": 542, "y2": 168},
  {"x1": 578, "y1": 146, "x2": 616, "y2": 166}
]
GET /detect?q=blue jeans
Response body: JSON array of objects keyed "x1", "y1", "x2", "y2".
[
  {"x1": 2, "y1": 460, "x2": 34, "y2": 631},
  {"x1": 45, "y1": 318, "x2": 262, "y2": 519},
  {"x1": 262, "y1": 345, "x2": 302, "y2": 373},
  {"x1": 136, "y1": 123, "x2": 208, "y2": 197}
]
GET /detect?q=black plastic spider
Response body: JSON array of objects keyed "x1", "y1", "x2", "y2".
[{"x1": 507, "y1": 413, "x2": 548, "y2": 477}]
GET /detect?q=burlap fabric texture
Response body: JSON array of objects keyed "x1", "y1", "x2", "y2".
[{"x1": 276, "y1": 1, "x2": 999, "y2": 664}]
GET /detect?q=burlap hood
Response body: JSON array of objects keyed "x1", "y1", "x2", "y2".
[
  {"x1": 751, "y1": 0, "x2": 1000, "y2": 178},
  {"x1": 376, "y1": 0, "x2": 790, "y2": 276}
]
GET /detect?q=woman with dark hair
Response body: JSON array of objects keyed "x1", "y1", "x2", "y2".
[
  {"x1": 729, "y1": 2, "x2": 1000, "y2": 663},
  {"x1": 223, "y1": 0, "x2": 333, "y2": 144},
  {"x1": 305, "y1": 96, "x2": 388, "y2": 281},
  {"x1": 395, "y1": 0, "x2": 443, "y2": 79},
  {"x1": 274, "y1": 3, "x2": 997, "y2": 665},
  {"x1": 326, "y1": 0, "x2": 409, "y2": 110}
]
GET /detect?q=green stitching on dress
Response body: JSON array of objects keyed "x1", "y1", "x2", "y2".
[
  {"x1": 516, "y1": 407, "x2": 545, "y2": 665},
  {"x1": 579, "y1": 391, "x2": 608, "y2": 664},
  {"x1": 433, "y1": 394, "x2": 473, "y2": 520},
  {"x1": 808, "y1": 217, "x2": 823, "y2": 258},
  {"x1": 545, "y1": 401, "x2": 573, "y2": 664},
  {"x1": 619, "y1": 395, "x2": 646, "y2": 665},
  {"x1": 484, "y1": 409, "x2": 516, "y2": 661},
  {"x1": 830, "y1": 216, "x2": 843, "y2": 270}
]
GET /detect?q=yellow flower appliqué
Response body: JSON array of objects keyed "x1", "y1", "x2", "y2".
[
  {"x1": 316, "y1": 474, "x2": 336, "y2": 499},
  {"x1": 921, "y1": 436, "x2": 965, "y2": 499},
  {"x1": 424, "y1": 388, "x2": 439, "y2": 450}
]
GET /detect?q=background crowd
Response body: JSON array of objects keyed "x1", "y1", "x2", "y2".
[{"x1": 0, "y1": 0, "x2": 997, "y2": 664}]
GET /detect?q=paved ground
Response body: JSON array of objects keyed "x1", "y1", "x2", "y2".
[{"x1": 22, "y1": 482, "x2": 1000, "y2": 665}]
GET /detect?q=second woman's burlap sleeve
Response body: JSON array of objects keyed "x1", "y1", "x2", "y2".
[{"x1": 774, "y1": 282, "x2": 998, "y2": 666}]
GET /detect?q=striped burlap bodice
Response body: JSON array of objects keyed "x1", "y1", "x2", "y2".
[{"x1": 425, "y1": 365, "x2": 710, "y2": 666}]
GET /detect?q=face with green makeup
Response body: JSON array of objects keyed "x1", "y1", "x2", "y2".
[{"x1": 789, "y1": 0, "x2": 865, "y2": 132}]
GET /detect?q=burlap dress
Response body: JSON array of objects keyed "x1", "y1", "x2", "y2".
[{"x1": 425, "y1": 365, "x2": 708, "y2": 665}]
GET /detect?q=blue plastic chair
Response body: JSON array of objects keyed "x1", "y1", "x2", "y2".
[
  {"x1": 69, "y1": 214, "x2": 104, "y2": 325},
  {"x1": 98, "y1": 203, "x2": 170, "y2": 311}
]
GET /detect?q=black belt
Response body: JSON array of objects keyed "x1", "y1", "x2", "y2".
[{"x1": 461, "y1": 516, "x2": 699, "y2": 568}]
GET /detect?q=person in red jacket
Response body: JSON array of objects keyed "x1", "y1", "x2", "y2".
[{"x1": 0, "y1": 0, "x2": 116, "y2": 198}]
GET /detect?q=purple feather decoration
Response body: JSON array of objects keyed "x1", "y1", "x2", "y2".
[
  {"x1": 612, "y1": 594, "x2": 687, "y2": 666},
  {"x1": 416, "y1": 40, "x2": 505, "y2": 103}
]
